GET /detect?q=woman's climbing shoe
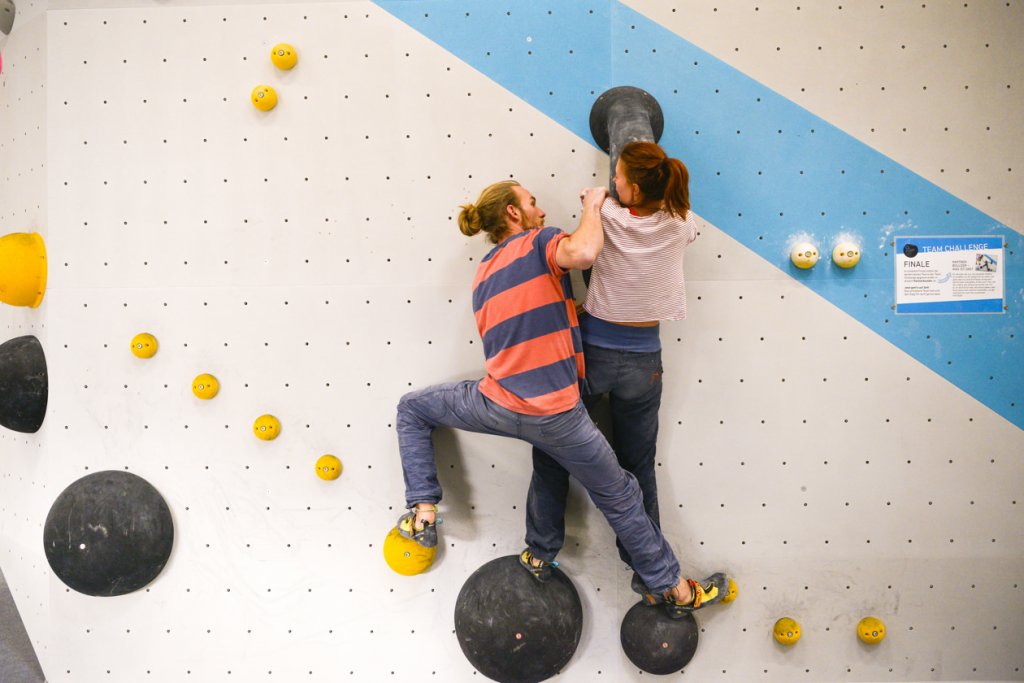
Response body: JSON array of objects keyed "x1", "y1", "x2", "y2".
[
  {"x1": 519, "y1": 549, "x2": 557, "y2": 583},
  {"x1": 632, "y1": 573, "x2": 669, "y2": 607}
]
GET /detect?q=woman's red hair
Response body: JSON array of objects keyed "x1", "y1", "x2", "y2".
[{"x1": 619, "y1": 141, "x2": 690, "y2": 218}]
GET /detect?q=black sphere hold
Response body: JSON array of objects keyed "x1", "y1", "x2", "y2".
[
  {"x1": 0, "y1": 335, "x2": 48, "y2": 433},
  {"x1": 43, "y1": 471, "x2": 174, "y2": 597},
  {"x1": 620, "y1": 601, "x2": 699, "y2": 675},
  {"x1": 454, "y1": 555, "x2": 583, "y2": 683}
]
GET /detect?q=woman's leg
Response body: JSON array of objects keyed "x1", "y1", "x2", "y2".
[{"x1": 608, "y1": 349, "x2": 664, "y2": 564}]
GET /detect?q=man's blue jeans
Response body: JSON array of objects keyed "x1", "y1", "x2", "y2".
[
  {"x1": 396, "y1": 379, "x2": 680, "y2": 594},
  {"x1": 527, "y1": 344, "x2": 663, "y2": 569}
]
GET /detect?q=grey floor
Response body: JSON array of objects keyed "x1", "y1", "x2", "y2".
[{"x1": 0, "y1": 564, "x2": 45, "y2": 683}]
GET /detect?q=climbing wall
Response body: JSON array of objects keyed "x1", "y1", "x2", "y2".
[
  {"x1": 0, "y1": 1, "x2": 1021, "y2": 682},
  {"x1": 0, "y1": 2, "x2": 50, "y2": 679}
]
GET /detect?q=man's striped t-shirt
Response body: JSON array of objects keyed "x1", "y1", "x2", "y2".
[{"x1": 472, "y1": 227, "x2": 585, "y2": 416}]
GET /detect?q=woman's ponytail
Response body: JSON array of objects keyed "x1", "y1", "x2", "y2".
[{"x1": 661, "y1": 157, "x2": 690, "y2": 219}]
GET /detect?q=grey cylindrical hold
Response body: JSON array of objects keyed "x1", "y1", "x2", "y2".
[
  {"x1": 1, "y1": 0, "x2": 16, "y2": 36},
  {"x1": 589, "y1": 86, "x2": 664, "y2": 197}
]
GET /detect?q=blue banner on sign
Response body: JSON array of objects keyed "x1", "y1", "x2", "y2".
[
  {"x1": 895, "y1": 235, "x2": 1005, "y2": 315},
  {"x1": 895, "y1": 236, "x2": 1003, "y2": 254}
]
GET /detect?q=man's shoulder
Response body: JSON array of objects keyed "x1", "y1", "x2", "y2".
[{"x1": 534, "y1": 226, "x2": 567, "y2": 245}]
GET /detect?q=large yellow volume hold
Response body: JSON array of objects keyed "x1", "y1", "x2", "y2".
[
  {"x1": 383, "y1": 527, "x2": 436, "y2": 576},
  {"x1": 0, "y1": 232, "x2": 47, "y2": 308}
]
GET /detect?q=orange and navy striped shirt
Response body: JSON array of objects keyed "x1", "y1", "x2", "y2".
[{"x1": 472, "y1": 227, "x2": 585, "y2": 416}]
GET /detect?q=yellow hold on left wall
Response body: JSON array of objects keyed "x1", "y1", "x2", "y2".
[{"x1": 0, "y1": 232, "x2": 47, "y2": 308}]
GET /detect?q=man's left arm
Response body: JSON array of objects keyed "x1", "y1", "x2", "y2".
[{"x1": 555, "y1": 187, "x2": 608, "y2": 271}]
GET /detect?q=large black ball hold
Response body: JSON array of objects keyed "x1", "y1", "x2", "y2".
[
  {"x1": 620, "y1": 601, "x2": 699, "y2": 675},
  {"x1": 43, "y1": 471, "x2": 174, "y2": 597},
  {"x1": 454, "y1": 555, "x2": 583, "y2": 683},
  {"x1": 0, "y1": 335, "x2": 48, "y2": 433}
]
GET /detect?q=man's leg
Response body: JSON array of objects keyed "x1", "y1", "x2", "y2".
[
  {"x1": 396, "y1": 380, "x2": 512, "y2": 513},
  {"x1": 522, "y1": 403, "x2": 680, "y2": 595},
  {"x1": 524, "y1": 350, "x2": 614, "y2": 563}
]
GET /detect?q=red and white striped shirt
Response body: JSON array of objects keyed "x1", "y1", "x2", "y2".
[{"x1": 584, "y1": 198, "x2": 698, "y2": 322}]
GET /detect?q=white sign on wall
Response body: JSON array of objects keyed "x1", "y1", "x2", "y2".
[{"x1": 894, "y1": 235, "x2": 1005, "y2": 314}]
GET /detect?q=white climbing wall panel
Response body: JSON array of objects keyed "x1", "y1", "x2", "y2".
[
  {"x1": 0, "y1": 1, "x2": 1020, "y2": 682},
  {"x1": 0, "y1": 2, "x2": 50, "y2": 680}
]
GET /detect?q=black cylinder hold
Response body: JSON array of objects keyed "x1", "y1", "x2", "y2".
[
  {"x1": 589, "y1": 86, "x2": 664, "y2": 195},
  {"x1": 1, "y1": 0, "x2": 15, "y2": 35},
  {"x1": 620, "y1": 601, "x2": 699, "y2": 675},
  {"x1": 454, "y1": 555, "x2": 583, "y2": 683},
  {"x1": 0, "y1": 335, "x2": 48, "y2": 433},
  {"x1": 43, "y1": 471, "x2": 174, "y2": 597}
]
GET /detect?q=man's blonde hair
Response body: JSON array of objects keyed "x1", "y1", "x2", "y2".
[{"x1": 458, "y1": 180, "x2": 521, "y2": 245}]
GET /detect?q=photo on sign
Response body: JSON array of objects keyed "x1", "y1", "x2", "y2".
[{"x1": 976, "y1": 253, "x2": 997, "y2": 272}]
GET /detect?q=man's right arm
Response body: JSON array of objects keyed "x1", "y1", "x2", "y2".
[{"x1": 555, "y1": 187, "x2": 608, "y2": 270}]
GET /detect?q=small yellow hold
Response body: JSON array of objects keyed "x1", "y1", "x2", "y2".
[
  {"x1": 832, "y1": 241, "x2": 862, "y2": 269},
  {"x1": 773, "y1": 617, "x2": 802, "y2": 646},
  {"x1": 721, "y1": 577, "x2": 739, "y2": 603},
  {"x1": 857, "y1": 616, "x2": 886, "y2": 644},
  {"x1": 253, "y1": 414, "x2": 281, "y2": 440},
  {"x1": 383, "y1": 527, "x2": 436, "y2": 576},
  {"x1": 315, "y1": 454, "x2": 342, "y2": 480},
  {"x1": 270, "y1": 43, "x2": 298, "y2": 70},
  {"x1": 790, "y1": 242, "x2": 820, "y2": 269},
  {"x1": 130, "y1": 333, "x2": 158, "y2": 359},
  {"x1": 251, "y1": 84, "x2": 278, "y2": 111},
  {"x1": 192, "y1": 373, "x2": 219, "y2": 399}
]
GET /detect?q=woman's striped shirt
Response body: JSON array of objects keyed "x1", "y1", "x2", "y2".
[{"x1": 584, "y1": 198, "x2": 698, "y2": 322}]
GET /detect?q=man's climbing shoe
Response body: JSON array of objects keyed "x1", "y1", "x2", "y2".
[
  {"x1": 631, "y1": 572, "x2": 731, "y2": 619},
  {"x1": 397, "y1": 506, "x2": 438, "y2": 548},
  {"x1": 663, "y1": 573, "x2": 730, "y2": 619},
  {"x1": 519, "y1": 549, "x2": 557, "y2": 583}
]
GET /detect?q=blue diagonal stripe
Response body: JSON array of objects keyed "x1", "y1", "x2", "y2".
[{"x1": 374, "y1": 0, "x2": 1023, "y2": 429}]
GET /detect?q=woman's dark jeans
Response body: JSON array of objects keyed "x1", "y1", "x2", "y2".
[{"x1": 526, "y1": 343, "x2": 663, "y2": 569}]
